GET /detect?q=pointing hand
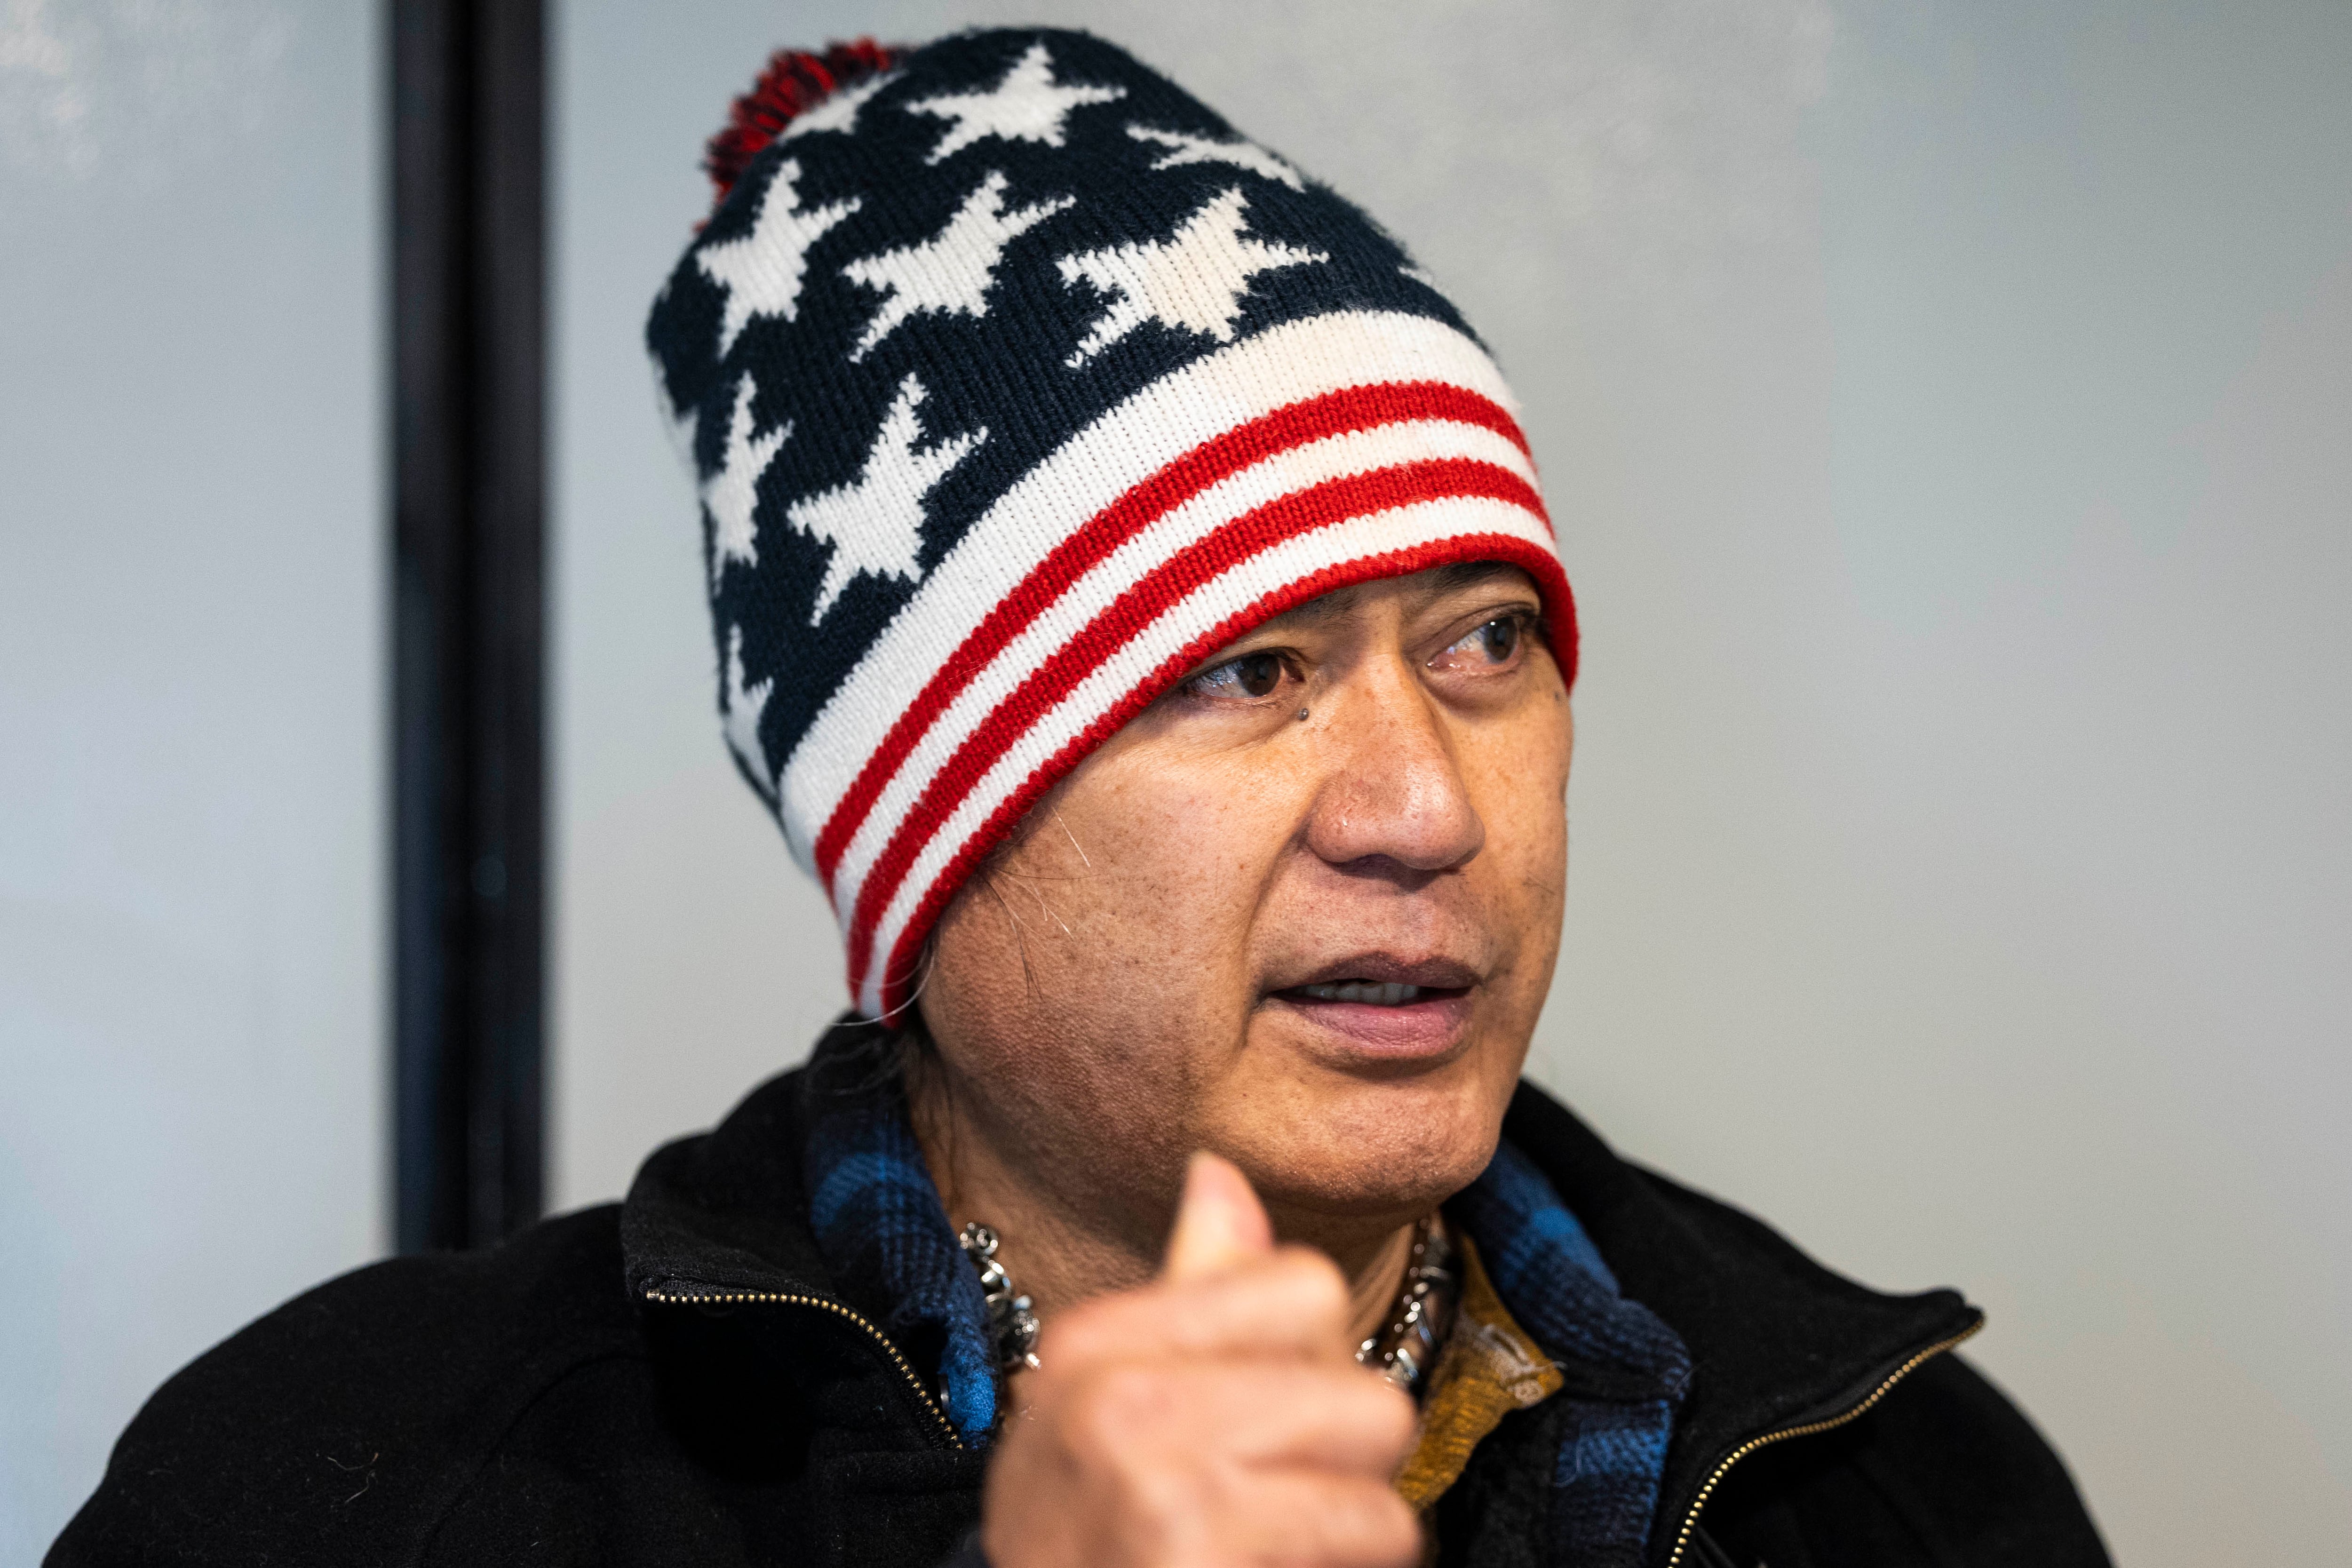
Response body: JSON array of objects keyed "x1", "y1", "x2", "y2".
[{"x1": 979, "y1": 1152, "x2": 1421, "y2": 1568}]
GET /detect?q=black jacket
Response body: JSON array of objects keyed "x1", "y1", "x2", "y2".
[{"x1": 53, "y1": 1054, "x2": 2108, "y2": 1568}]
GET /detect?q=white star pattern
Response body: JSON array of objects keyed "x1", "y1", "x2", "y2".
[
  {"x1": 697, "y1": 158, "x2": 861, "y2": 353},
  {"x1": 701, "y1": 375, "x2": 791, "y2": 592},
  {"x1": 1125, "y1": 124, "x2": 1304, "y2": 191},
  {"x1": 721, "y1": 624, "x2": 777, "y2": 800},
  {"x1": 779, "y1": 70, "x2": 899, "y2": 141},
  {"x1": 1057, "y1": 187, "x2": 1328, "y2": 367},
  {"x1": 840, "y1": 170, "x2": 1075, "y2": 362},
  {"x1": 902, "y1": 42, "x2": 1125, "y2": 166},
  {"x1": 786, "y1": 374, "x2": 985, "y2": 621}
]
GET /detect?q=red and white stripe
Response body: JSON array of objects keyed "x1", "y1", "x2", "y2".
[{"x1": 772, "y1": 310, "x2": 1572, "y2": 1018}]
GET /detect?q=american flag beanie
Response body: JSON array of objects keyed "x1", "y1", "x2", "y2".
[{"x1": 647, "y1": 29, "x2": 1574, "y2": 1021}]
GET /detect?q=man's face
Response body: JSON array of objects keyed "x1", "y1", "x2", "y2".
[{"x1": 920, "y1": 563, "x2": 1572, "y2": 1237}]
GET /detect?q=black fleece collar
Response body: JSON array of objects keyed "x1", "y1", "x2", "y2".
[
  {"x1": 619, "y1": 1033, "x2": 844, "y2": 1306},
  {"x1": 1498, "y1": 1088, "x2": 1983, "y2": 1561}
]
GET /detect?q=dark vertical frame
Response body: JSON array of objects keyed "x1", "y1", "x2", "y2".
[{"x1": 390, "y1": 0, "x2": 546, "y2": 1251}]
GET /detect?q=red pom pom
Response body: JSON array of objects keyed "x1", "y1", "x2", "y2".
[{"x1": 704, "y1": 39, "x2": 900, "y2": 214}]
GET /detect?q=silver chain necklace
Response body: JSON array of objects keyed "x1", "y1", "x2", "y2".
[
  {"x1": 958, "y1": 1223, "x2": 1042, "y2": 1373},
  {"x1": 1359, "y1": 1213, "x2": 1458, "y2": 1394},
  {"x1": 958, "y1": 1213, "x2": 1459, "y2": 1393}
]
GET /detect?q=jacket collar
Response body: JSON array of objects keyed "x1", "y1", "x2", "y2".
[
  {"x1": 1499, "y1": 1084, "x2": 1983, "y2": 1563},
  {"x1": 618, "y1": 1032, "x2": 847, "y2": 1306}
]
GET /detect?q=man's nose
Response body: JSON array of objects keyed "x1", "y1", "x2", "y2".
[{"x1": 1301, "y1": 657, "x2": 1486, "y2": 875}]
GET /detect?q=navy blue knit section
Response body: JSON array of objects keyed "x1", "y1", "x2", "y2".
[
  {"x1": 1549, "y1": 1396, "x2": 1682, "y2": 1567},
  {"x1": 799, "y1": 1039, "x2": 1000, "y2": 1443},
  {"x1": 647, "y1": 26, "x2": 1476, "y2": 791},
  {"x1": 1450, "y1": 1140, "x2": 1692, "y2": 1566}
]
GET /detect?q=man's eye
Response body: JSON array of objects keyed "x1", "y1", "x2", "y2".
[
  {"x1": 1442, "y1": 616, "x2": 1524, "y2": 666},
  {"x1": 1191, "y1": 651, "x2": 1286, "y2": 700}
]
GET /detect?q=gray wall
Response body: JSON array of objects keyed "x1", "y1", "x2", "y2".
[
  {"x1": 0, "y1": 0, "x2": 381, "y2": 1552},
  {"x1": 554, "y1": 2, "x2": 2352, "y2": 1562}
]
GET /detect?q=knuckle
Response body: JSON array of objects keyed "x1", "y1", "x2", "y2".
[
  {"x1": 1074, "y1": 1361, "x2": 1177, "y2": 1440},
  {"x1": 1308, "y1": 1374, "x2": 1415, "y2": 1463},
  {"x1": 1120, "y1": 1459, "x2": 1199, "y2": 1531},
  {"x1": 1327, "y1": 1481, "x2": 1421, "y2": 1565},
  {"x1": 1271, "y1": 1243, "x2": 1351, "y2": 1302},
  {"x1": 1102, "y1": 1445, "x2": 1214, "y2": 1567},
  {"x1": 1254, "y1": 1247, "x2": 1352, "y2": 1332}
]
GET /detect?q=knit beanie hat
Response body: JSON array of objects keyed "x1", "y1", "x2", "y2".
[{"x1": 648, "y1": 29, "x2": 1573, "y2": 1021}]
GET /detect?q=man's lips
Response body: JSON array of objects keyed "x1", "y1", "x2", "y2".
[
  {"x1": 1267, "y1": 952, "x2": 1481, "y2": 1004},
  {"x1": 1263, "y1": 953, "x2": 1480, "y2": 1059}
]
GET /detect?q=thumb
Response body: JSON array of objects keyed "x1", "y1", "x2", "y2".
[{"x1": 1160, "y1": 1151, "x2": 1275, "y2": 1282}]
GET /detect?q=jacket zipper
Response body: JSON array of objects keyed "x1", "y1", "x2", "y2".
[
  {"x1": 1661, "y1": 1318, "x2": 1982, "y2": 1568},
  {"x1": 643, "y1": 1286, "x2": 965, "y2": 1450}
]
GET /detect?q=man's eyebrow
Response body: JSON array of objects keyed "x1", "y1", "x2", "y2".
[
  {"x1": 1259, "y1": 562, "x2": 1534, "y2": 633},
  {"x1": 1265, "y1": 583, "x2": 1366, "y2": 629},
  {"x1": 1423, "y1": 560, "x2": 1530, "y2": 598}
]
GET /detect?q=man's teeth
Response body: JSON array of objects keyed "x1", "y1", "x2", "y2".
[{"x1": 1297, "y1": 981, "x2": 1425, "y2": 1006}]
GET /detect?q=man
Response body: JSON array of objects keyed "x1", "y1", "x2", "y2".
[{"x1": 54, "y1": 29, "x2": 2108, "y2": 1568}]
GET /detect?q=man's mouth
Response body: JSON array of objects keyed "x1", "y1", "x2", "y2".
[
  {"x1": 1285, "y1": 980, "x2": 1455, "y2": 1007},
  {"x1": 1268, "y1": 953, "x2": 1481, "y2": 1043},
  {"x1": 1267, "y1": 955, "x2": 1479, "y2": 1058}
]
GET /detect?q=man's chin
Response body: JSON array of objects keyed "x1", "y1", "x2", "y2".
[{"x1": 1215, "y1": 1057, "x2": 1510, "y2": 1219}]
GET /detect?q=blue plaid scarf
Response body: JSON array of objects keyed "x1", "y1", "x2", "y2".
[
  {"x1": 800, "y1": 1043, "x2": 1005, "y2": 1440},
  {"x1": 1448, "y1": 1141, "x2": 1692, "y2": 1566},
  {"x1": 801, "y1": 1041, "x2": 1689, "y2": 1563}
]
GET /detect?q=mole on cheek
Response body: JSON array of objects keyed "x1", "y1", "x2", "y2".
[{"x1": 1296, "y1": 708, "x2": 1310, "y2": 721}]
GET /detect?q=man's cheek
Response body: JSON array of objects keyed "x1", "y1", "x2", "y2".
[{"x1": 1097, "y1": 788, "x2": 1284, "y2": 932}]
